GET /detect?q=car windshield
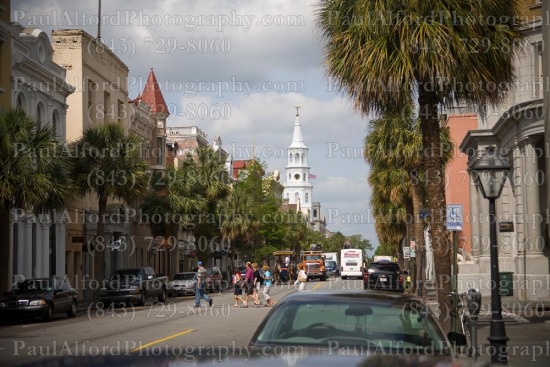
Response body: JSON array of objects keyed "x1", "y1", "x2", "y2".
[
  {"x1": 173, "y1": 273, "x2": 196, "y2": 281},
  {"x1": 325, "y1": 261, "x2": 337, "y2": 267},
  {"x1": 12, "y1": 279, "x2": 52, "y2": 293},
  {"x1": 369, "y1": 263, "x2": 400, "y2": 272},
  {"x1": 110, "y1": 269, "x2": 143, "y2": 282},
  {"x1": 253, "y1": 299, "x2": 449, "y2": 354}
]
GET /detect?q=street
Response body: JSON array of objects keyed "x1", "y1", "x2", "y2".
[{"x1": 1, "y1": 278, "x2": 549, "y2": 367}]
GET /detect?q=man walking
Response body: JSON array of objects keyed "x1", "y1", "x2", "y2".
[
  {"x1": 241, "y1": 262, "x2": 254, "y2": 308},
  {"x1": 195, "y1": 261, "x2": 213, "y2": 307}
]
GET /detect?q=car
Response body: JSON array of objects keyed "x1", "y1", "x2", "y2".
[
  {"x1": 0, "y1": 276, "x2": 78, "y2": 322},
  {"x1": 363, "y1": 260, "x2": 404, "y2": 292},
  {"x1": 249, "y1": 290, "x2": 459, "y2": 360},
  {"x1": 99, "y1": 267, "x2": 168, "y2": 306},
  {"x1": 167, "y1": 272, "x2": 197, "y2": 297}
]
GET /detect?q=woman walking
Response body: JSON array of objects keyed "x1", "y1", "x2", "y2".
[
  {"x1": 232, "y1": 268, "x2": 245, "y2": 307},
  {"x1": 294, "y1": 263, "x2": 307, "y2": 291},
  {"x1": 262, "y1": 265, "x2": 274, "y2": 306}
]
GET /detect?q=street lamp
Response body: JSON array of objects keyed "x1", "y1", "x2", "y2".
[{"x1": 468, "y1": 146, "x2": 510, "y2": 365}]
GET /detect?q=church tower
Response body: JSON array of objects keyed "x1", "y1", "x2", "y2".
[{"x1": 283, "y1": 107, "x2": 313, "y2": 218}]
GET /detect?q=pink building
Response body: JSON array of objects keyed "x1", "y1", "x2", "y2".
[{"x1": 444, "y1": 114, "x2": 477, "y2": 256}]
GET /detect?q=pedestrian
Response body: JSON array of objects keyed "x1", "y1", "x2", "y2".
[
  {"x1": 262, "y1": 265, "x2": 274, "y2": 306},
  {"x1": 274, "y1": 260, "x2": 281, "y2": 284},
  {"x1": 252, "y1": 263, "x2": 263, "y2": 307},
  {"x1": 194, "y1": 261, "x2": 213, "y2": 307},
  {"x1": 232, "y1": 268, "x2": 245, "y2": 307},
  {"x1": 294, "y1": 263, "x2": 307, "y2": 291},
  {"x1": 241, "y1": 261, "x2": 254, "y2": 308}
]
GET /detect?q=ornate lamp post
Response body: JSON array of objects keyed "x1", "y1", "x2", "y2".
[{"x1": 468, "y1": 146, "x2": 510, "y2": 365}]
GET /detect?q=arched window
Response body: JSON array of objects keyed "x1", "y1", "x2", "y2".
[
  {"x1": 16, "y1": 93, "x2": 27, "y2": 111},
  {"x1": 289, "y1": 153, "x2": 293, "y2": 162},
  {"x1": 305, "y1": 193, "x2": 309, "y2": 203},
  {"x1": 313, "y1": 209, "x2": 318, "y2": 218},
  {"x1": 36, "y1": 102, "x2": 45, "y2": 124},
  {"x1": 52, "y1": 110, "x2": 59, "y2": 138},
  {"x1": 295, "y1": 153, "x2": 300, "y2": 163}
]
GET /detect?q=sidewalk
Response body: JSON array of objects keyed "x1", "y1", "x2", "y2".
[{"x1": 422, "y1": 290, "x2": 550, "y2": 366}]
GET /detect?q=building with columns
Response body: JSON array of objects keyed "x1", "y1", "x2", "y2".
[
  {"x1": 9, "y1": 24, "x2": 74, "y2": 282},
  {"x1": 458, "y1": 2, "x2": 549, "y2": 303}
]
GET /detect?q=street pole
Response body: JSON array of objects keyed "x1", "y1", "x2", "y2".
[
  {"x1": 487, "y1": 197, "x2": 509, "y2": 364},
  {"x1": 451, "y1": 230, "x2": 458, "y2": 333}
]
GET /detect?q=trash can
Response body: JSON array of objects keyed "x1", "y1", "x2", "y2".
[{"x1": 499, "y1": 272, "x2": 513, "y2": 296}]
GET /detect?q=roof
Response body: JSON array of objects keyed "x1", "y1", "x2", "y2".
[{"x1": 139, "y1": 68, "x2": 169, "y2": 115}]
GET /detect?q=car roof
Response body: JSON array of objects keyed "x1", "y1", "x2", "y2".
[{"x1": 278, "y1": 289, "x2": 422, "y2": 304}]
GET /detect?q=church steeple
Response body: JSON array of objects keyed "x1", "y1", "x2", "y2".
[{"x1": 283, "y1": 107, "x2": 312, "y2": 216}]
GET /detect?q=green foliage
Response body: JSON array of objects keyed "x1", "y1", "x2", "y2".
[{"x1": 0, "y1": 108, "x2": 75, "y2": 211}]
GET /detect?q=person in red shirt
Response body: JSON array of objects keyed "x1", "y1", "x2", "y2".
[{"x1": 241, "y1": 262, "x2": 254, "y2": 308}]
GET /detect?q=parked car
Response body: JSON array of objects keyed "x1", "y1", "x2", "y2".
[
  {"x1": 0, "y1": 276, "x2": 78, "y2": 322},
  {"x1": 363, "y1": 260, "x2": 404, "y2": 292},
  {"x1": 99, "y1": 267, "x2": 168, "y2": 306},
  {"x1": 249, "y1": 290, "x2": 460, "y2": 360},
  {"x1": 167, "y1": 272, "x2": 197, "y2": 297}
]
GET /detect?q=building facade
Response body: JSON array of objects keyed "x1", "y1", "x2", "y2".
[
  {"x1": 9, "y1": 24, "x2": 74, "y2": 283},
  {"x1": 458, "y1": 2, "x2": 549, "y2": 302}
]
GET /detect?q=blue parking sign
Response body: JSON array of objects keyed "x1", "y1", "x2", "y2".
[{"x1": 446, "y1": 204, "x2": 463, "y2": 231}]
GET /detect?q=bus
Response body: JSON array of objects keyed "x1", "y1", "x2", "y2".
[{"x1": 340, "y1": 249, "x2": 363, "y2": 279}]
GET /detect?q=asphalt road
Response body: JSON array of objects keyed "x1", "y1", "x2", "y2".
[
  {"x1": 1, "y1": 277, "x2": 549, "y2": 367},
  {"x1": 0, "y1": 277, "x2": 345, "y2": 366}
]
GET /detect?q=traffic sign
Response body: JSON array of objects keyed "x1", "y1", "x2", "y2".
[{"x1": 446, "y1": 204, "x2": 463, "y2": 231}]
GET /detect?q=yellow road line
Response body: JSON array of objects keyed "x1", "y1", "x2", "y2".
[
  {"x1": 312, "y1": 282, "x2": 323, "y2": 290},
  {"x1": 131, "y1": 329, "x2": 193, "y2": 353}
]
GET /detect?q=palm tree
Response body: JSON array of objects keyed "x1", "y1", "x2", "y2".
[
  {"x1": 316, "y1": 0, "x2": 522, "y2": 330},
  {"x1": 0, "y1": 108, "x2": 75, "y2": 291},
  {"x1": 365, "y1": 108, "x2": 453, "y2": 292},
  {"x1": 71, "y1": 123, "x2": 150, "y2": 281}
]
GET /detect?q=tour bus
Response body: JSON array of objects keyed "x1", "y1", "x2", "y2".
[{"x1": 340, "y1": 248, "x2": 363, "y2": 279}]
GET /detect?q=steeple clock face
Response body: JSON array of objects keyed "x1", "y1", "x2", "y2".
[{"x1": 294, "y1": 173, "x2": 300, "y2": 180}]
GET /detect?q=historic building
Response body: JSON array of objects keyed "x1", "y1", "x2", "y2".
[
  {"x1": 282, "y1": 108, "x2": 327, "y2": 234},
  {"x1": 283, "y1": 108, "x2": 313, "y2": 217},
  {"x1": 51, "y1": 30, "x2": 169, "y2": 296},
  {"x1": 9, "y1": 24, "x2": 74, "y2": 283},
  {"x1": 458, "y1": 2, "x2": 549, "y2": 302},
  {"x1": 0, "y1": 0, "x2": 10, "y2": 108}
]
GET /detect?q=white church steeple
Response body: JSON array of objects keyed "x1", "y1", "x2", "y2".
[{"x1": 283, "y1": 107, "x2": 313, "y2": 217}]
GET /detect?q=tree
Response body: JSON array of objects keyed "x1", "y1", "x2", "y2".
[
  {"x1": 365, "y1": 108, "x2": 452, "y2": 292},
  {"x1": 71, "y1": 123, "x2": 150, "y2": 281},
  {"x1": 0, "y1": 108, "x2": 75, "y2": 291},
  {"x1": 316, "y1": 0, "x2": 522, "y2": 330}
]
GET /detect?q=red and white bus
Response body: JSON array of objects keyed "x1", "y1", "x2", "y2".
[{"x1": 340, "y1": 248, "x2": 363, "y2": 279}]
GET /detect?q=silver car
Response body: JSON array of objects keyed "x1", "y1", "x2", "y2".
[{"x1": 167, "y1": 272, "x2": 197, "y2": 297}]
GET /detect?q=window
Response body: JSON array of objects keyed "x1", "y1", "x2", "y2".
[
  {"x1": 534, "y1": 42, "x2": 543, "y2": 98},
  {"x1": 16, "y1": 93, "x2": 26, "y2": 111},
  {"x1": 52, "y1": 110, "x2": 60, "y2": 139},
  {"x1": 305, "y1": 193, "x2": 309, "y2": 203},
  {"x1": 35, "y1": 102, "x2": 45, "y2": 124},
  {"x1": 156, "y1": 137, "x2": 165, "y2": 165}
]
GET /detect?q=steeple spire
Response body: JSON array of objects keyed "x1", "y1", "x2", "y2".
[{"x1": 289, "y1": 106, "x2": 306, "y2": 149}]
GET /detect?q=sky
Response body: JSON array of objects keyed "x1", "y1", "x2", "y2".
[{"x1": 12, "y1": 0, "x2": 378, "y2": 252}]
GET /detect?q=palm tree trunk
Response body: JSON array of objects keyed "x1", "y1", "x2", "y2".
[
  {"x1": 0, "y1": 206, "x2": 11, "y2": 292},
  {"x1": 410, "y1": 176, "x2": 424, "y2": 295},
  {"x1": 418, "y1": 86, "x2": 451, "y2": 332}
]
